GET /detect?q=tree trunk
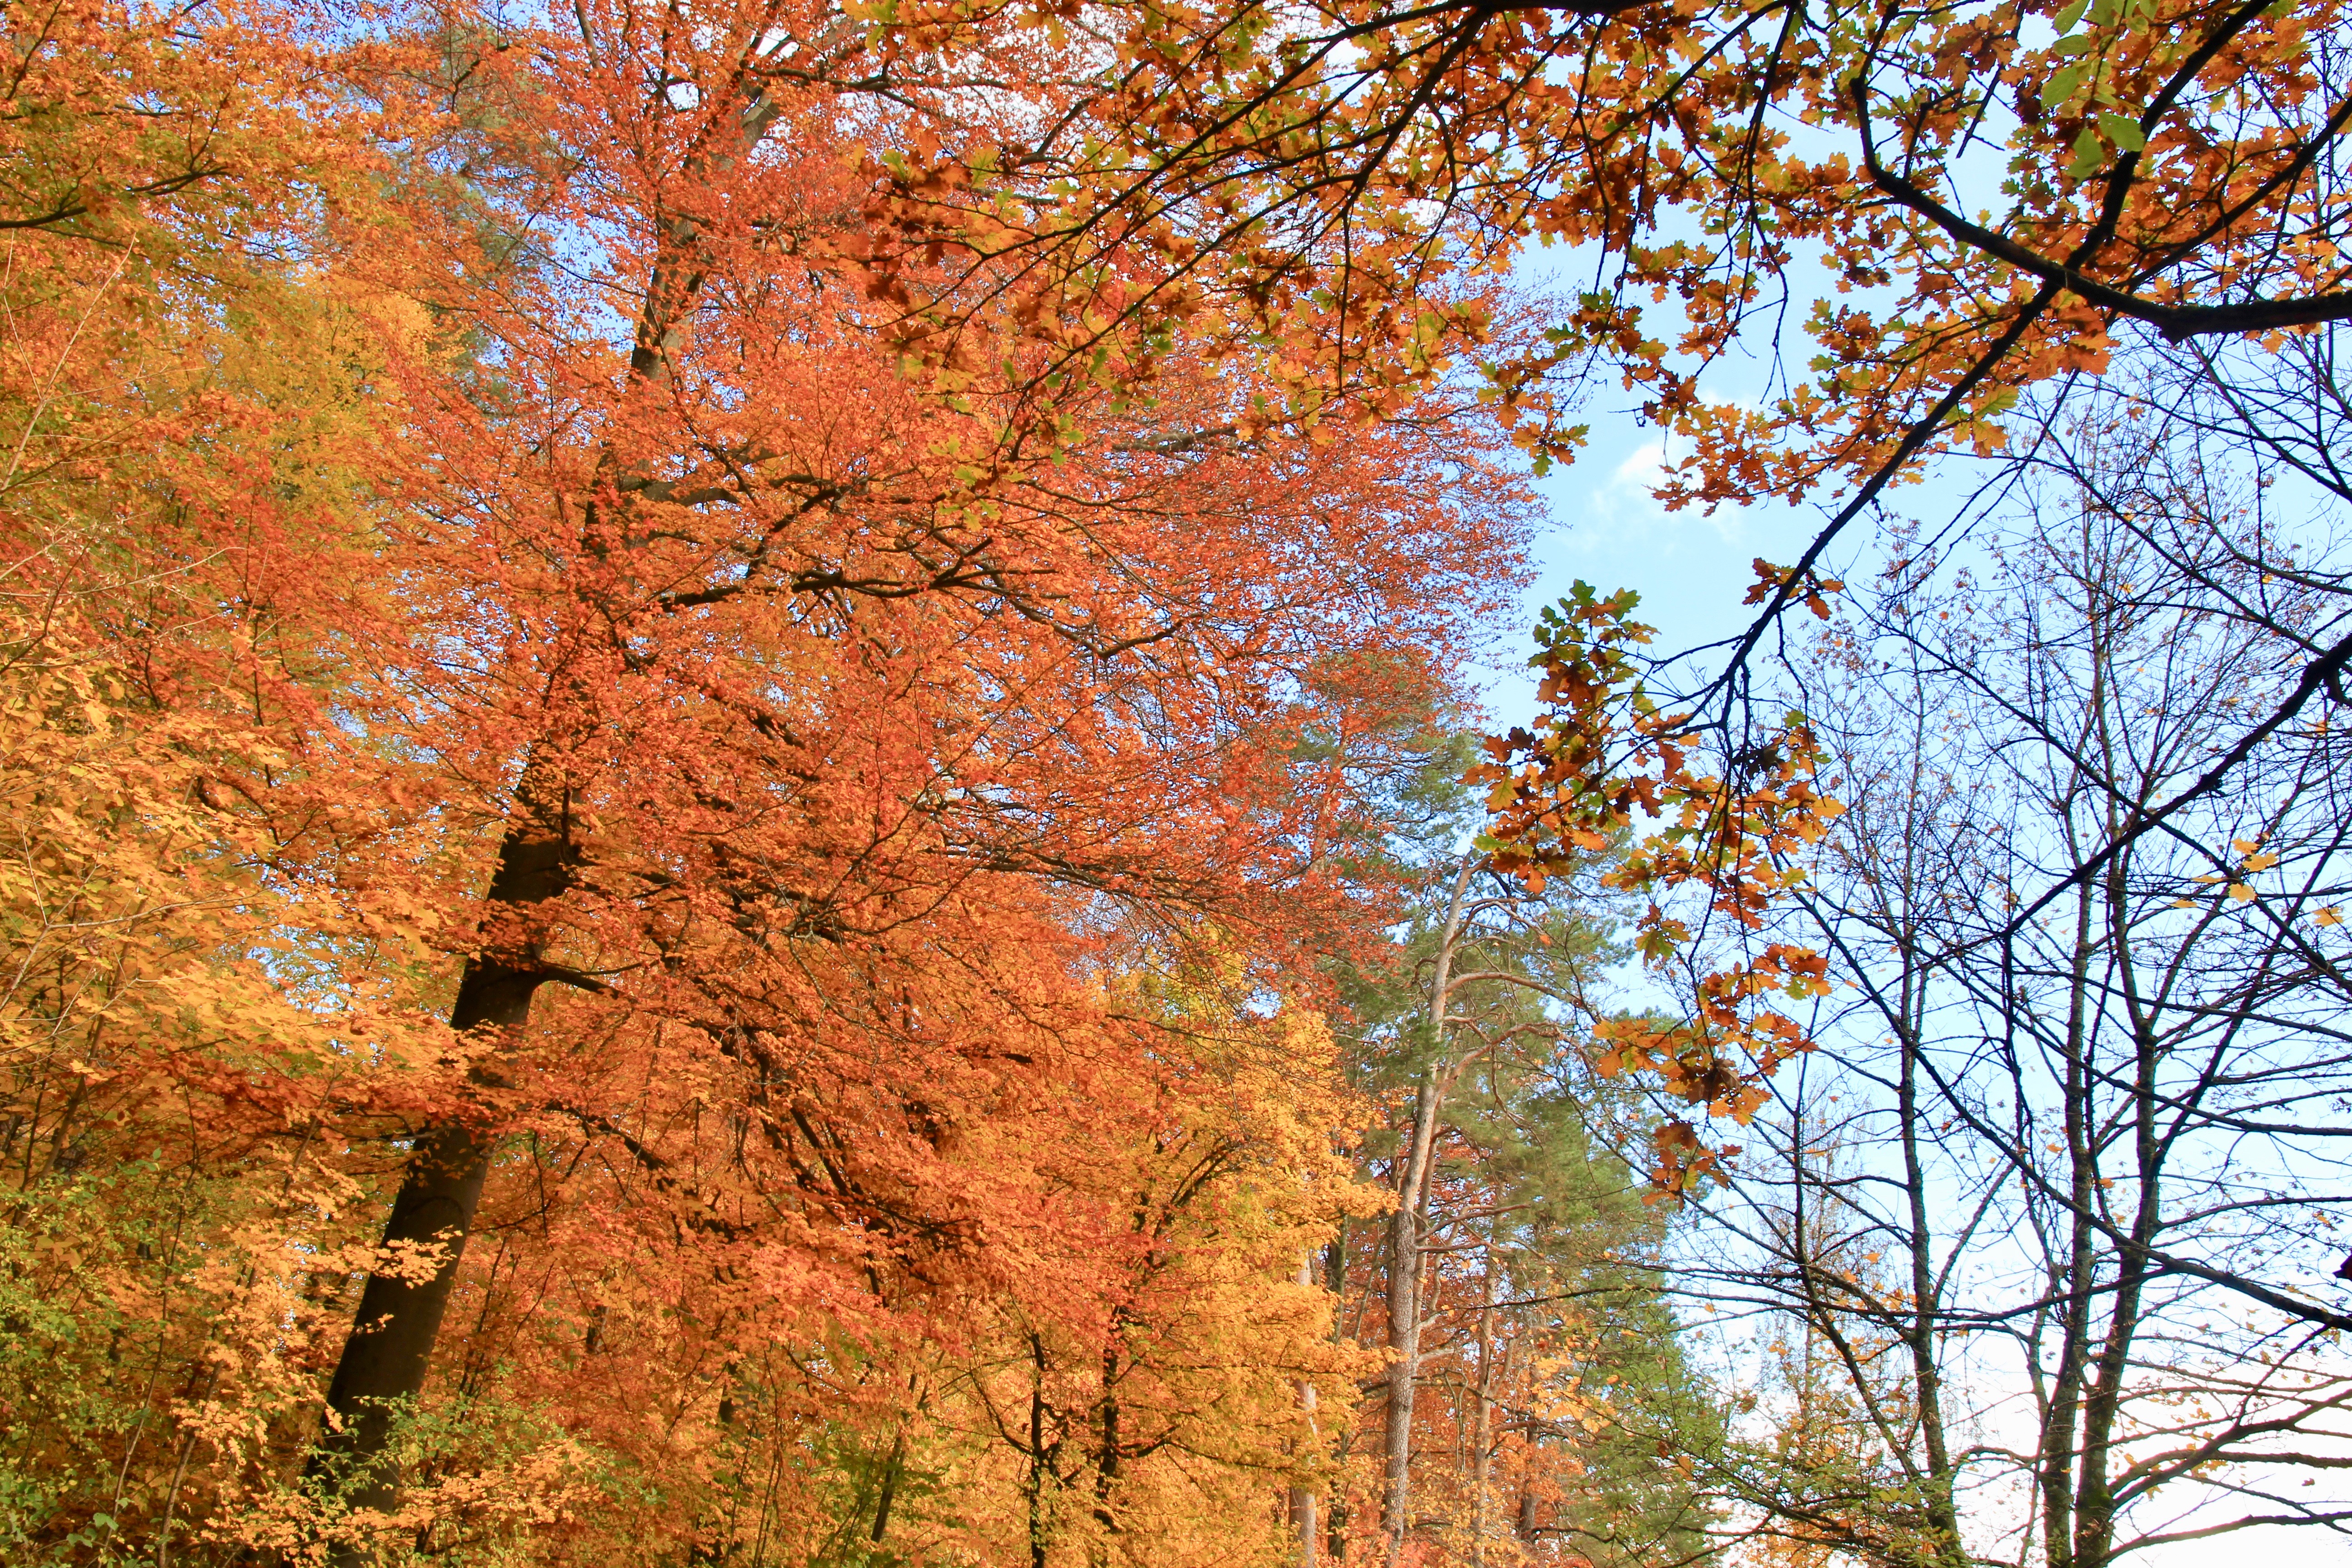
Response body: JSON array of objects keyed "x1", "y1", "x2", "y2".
[
  {"x1": 1895, "y1": 1015, "x2": 1968, "y2": 1568},
  {"x1": 1029, "y1": 1333, "x2": 1055, "y2": 1568},
  {"x1": 1382, "y1": 855, "x2": 1475, "y2": 1568},
  {"x1": 1097, "y1": 1337, "x2": 1122, "y2": 1546},
  {"x1": 1290, "y1": 1450, "x2": 1318, "y2": 1568},
  {"x1": 1469, "y1": 1256, "x2": 1494, "y2": 1568},
  {"x1": 296, "y1": 47, "x2": 800, "y2": 1550},
  {"x1": 872, "y1": 1425, "x2": 906, "y2": 1544},
  {"x1": 1292, "y1": 1254, "x2": 1320, "y2": 1568},
  {"x1": 304, "y1": 785, "x2": 574, "y2": 1541},
  {"x1": 1324, "y1": 1232, "x2": 1350, "y2": 1566},
  {"x1": 1381, "y1": 1077, "x2": 1434, "y2": 1563},
  {"x1": 2033, "y1": 889, "x2": 2100, "y2": 1568}
]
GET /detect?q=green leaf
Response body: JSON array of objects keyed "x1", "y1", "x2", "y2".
[
  {"x1": 2097, "y1": 112, "x2": 2146, "y2": 151},
  {"x1": 2068, "y1": 128, "x2": 2107, "y2": 178},
  {"x1": 2055, "y1": 0, "x2": 2090, "y2": 29}
]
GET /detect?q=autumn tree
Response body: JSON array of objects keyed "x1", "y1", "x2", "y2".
[
  {"x1": 1388, "y1": 1047, "x2": 1727, "y2": 1568},
  {"x1": 0, "y1": 5, "x2": 457, "y2": 1555},
  {"x1": 865, "y1": 0, "x2": 2352, "y2": 860},
  {"x1": 592, "y1": 955, "x2": 1381, "y2": 1568},
  {"x1": 0, "y1": 3, "x2": 1543, "y2": 1565},
  {"x1": 1304, "y1": 721, "x2": 1729, "y2": 1568}
]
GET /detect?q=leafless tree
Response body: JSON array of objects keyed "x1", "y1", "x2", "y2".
[{"x1": 1668, "y1": 451, "x2": 2352, "y2": 1567}]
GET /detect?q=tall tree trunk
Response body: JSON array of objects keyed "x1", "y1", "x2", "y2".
[
  {"x1": 1382, "y1": 855, "x2": 1475, "y2": 1568},
  {"x1": 2073, "y1": 927, "x2": 2164, "y2": 1568},
  {"x1": 1381, "y1": 1075, "x2": 1435, "y2": 1563},
  {"x1": 1469, "y1": 1254, "x2": 1494, "y2": 1568},
  {"x1": 1290, "y1": 1428, "x2": 1318, "y2": 1568},
  {"x1": 1291, "y1": 1254, "x2": 1320, "y2": 1568},
  {"x1": 304, "y1": 778, "x2": 575, "y2": 1533},
  {"x1": 1324, "y1": 1231, "x2": 1351, "y2": 1566},
  {"x1": 2072, "y1": 664, "x2": 2165, "y2": 1568},
  {"x1": 1028, "y1": 1332, "x2": 1057, "y2": 1568},
  {"x1": 1096, "y1": 1335, "x2": 1122, "y2": 1552},
  {"x1": 296, "y1": 43, "x2": 803, "y2": 1549},
  {"x1": 872, "y1": 1424, "x2": 907, "y2": 1544},
  {"x1": 1895, "y1": 1014, "x2": 1967, "y2": 1568},
  {"x1": 2035, "y1": 888, "x2": 2100, "y2": 1568}
]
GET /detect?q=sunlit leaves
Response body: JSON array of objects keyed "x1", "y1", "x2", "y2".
[{"x1": 1468, "y1": 584, "x2": 1840, "y2": 1194}]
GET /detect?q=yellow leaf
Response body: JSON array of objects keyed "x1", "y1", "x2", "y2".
[
  {"x1": 2317, "y1": 907, "x2": 2342, "y2": 927},
  {"x1": 2227, "y1": 883, "x2": 2254, "y2": 902}
]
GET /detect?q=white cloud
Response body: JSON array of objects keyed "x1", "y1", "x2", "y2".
[{"x1": 1567, "y1": 431, "x2": 1746, "y2": 547}]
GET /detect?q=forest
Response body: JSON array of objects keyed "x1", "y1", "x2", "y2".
[{"x1": 1, "y1": 0, "x2": 2348, "y2": 1565}]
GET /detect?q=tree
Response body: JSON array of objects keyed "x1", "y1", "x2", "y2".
[
  {"x1": 301, "y1": 2, "x2": 1531, "y2": 1548},
  {"x1": 0, "y1": 7, "x2": 442, "y2": 1555},
  {"x1": 1672, "y1": 464, "x2": 2352, "y2": 1566},
  {"x1": 610, "y1": 952, "x2": 1378, "y2": 1568},
  {"x1": 868, "y1": 0, "x2": 2352, "y2": 854},
  {"x1": 1311, "y1": 724, "x2": 1729, "y2": 1568},
  {"x1": 1400, "y1": 1052, "x2": 1727, "y2": 1568},
  {"x1": 0, "y1": 3, "x2": 1540, "y2": 1562}
]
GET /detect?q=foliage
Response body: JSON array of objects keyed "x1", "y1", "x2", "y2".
[
  {"x1": 1310, "y1": 726, "x2": 1729, "y2": 1568},
  {"x1": 23, "y1": 0, "x2": 2348, "y2": 1564},
  {"x1": 1474, "y1": 586, "x2": 1842, "y2": 1193},
  {"x1": 0, "y1": 2, "x2": 1548, "y2": 1563}
]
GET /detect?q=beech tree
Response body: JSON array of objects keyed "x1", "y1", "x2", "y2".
[
  {"x1": 0, "y1": 7, "x2": 440, "y2": 1554},
  {"x1": 622, "y1": 960, "x2": 1377, "y2": 1568},
  {"x1": 0, "y1": 2, "x2": 1534, "y2": 1563}
]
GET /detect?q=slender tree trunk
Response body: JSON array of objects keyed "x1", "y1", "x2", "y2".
[
  {"x1": 1895, "y1": 1015, "x2": 1967, "y2": 1568},
  {"x1": 872, "y1": 1424, "x2": 906, "y2": 1544},
  {"x1": 2071, "y1": 676, "x2": 2166, "y2": 1568},
  {"x1": 1382, "y1": 855, "x2": 1475, "y2": 1568},
  {"x1": 1381, "y1": 1075, "x2": 1435, "y2": 1563},
  {"x1": 1029, "y1": 1333, "x2": 1055, "y2": 1568},
  {"x1": 1324, "y1": 1231, "x2": 1350, "y2": 1566},
  {"x1": 1292, "y1": 1254, "x2": 1320, "y2": 1568},
  {"x1": 2072, "y1": 1019, "x2": 2164, "y2": 1568},
  {"x1": 1468, "y1": 1254, "x2": 1494, "y2": 1568},
  {"x1": 1878, "y1": 695, "x2": 1971, "y2": 1568},
  {"x1": 1096, "y1": 1336, "x2": 1122, "y2": 1550},
  {"x1": 2035, "y1": 891, "x2": 2100, "y2": 1568},
  {"x1": 1291, "y1": 1430, "x2": 1319, "y2": 1568}
]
